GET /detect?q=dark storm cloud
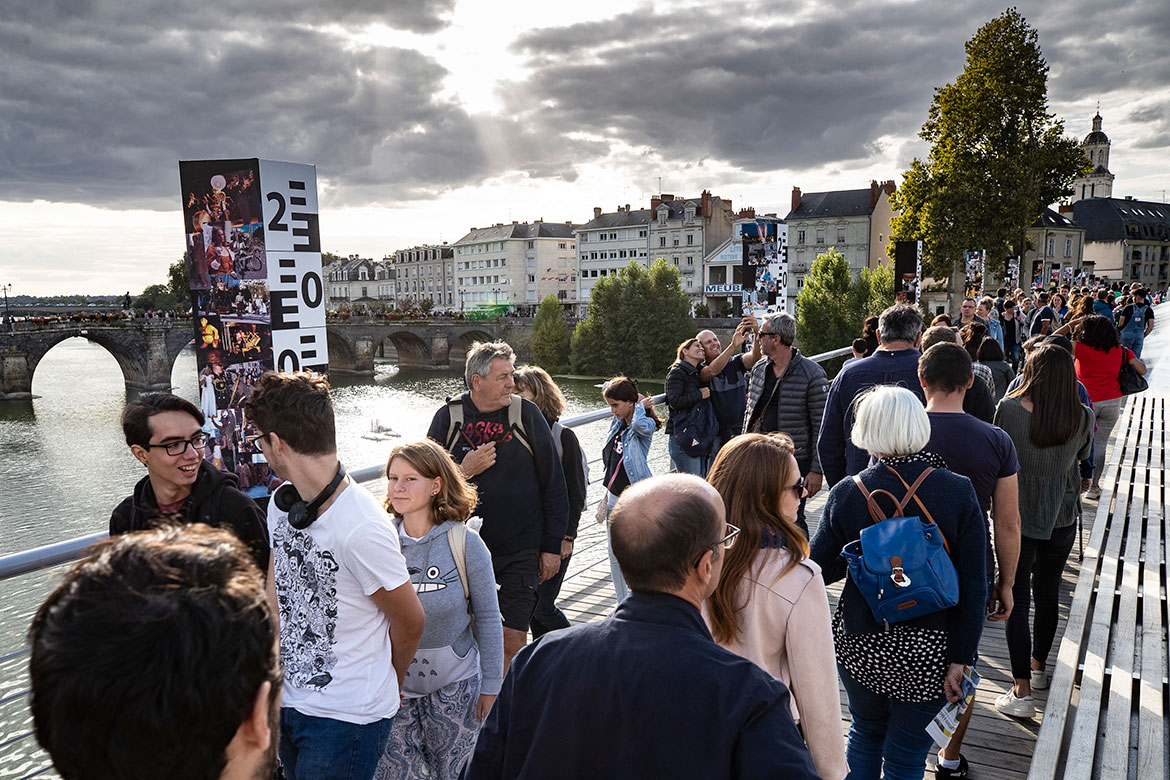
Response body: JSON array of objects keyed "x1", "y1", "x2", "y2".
[
  {"x1": 0, "y1": 0, "x2": 490, "y2": 208},
  {"x1": 508, "y1": 0, "x2": 1170, "y2": 173}
]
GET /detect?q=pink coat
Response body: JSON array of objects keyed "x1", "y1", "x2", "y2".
[{"x1": 704, "y1": 548, "x2": 848, "y2": 780}]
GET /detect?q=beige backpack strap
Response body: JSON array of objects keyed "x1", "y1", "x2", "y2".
[
  {"x1": 447, "y1": 523, "x2": 470, "y2": 601},
  {"x1": 508, "y1": 395, "x2": 533, "y2": 456},
  {"x1": 852, "y1": 475, "x2": 903, "y2": 525}
]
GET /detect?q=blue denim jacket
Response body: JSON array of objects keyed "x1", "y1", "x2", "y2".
[{"x1": 604, "y1": 401, "x2": 656, "y2": 485}]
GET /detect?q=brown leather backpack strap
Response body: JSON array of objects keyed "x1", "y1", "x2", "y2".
[
  {"x1": 885, "y1": 465, "x2": 951, "y2": 554},
  {"x1": 852, "y1": 475, "x2": 905, "y2": 525}
]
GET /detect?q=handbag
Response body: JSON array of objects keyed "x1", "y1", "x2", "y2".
[
  {"x1": 674, "y1": 399, "x2": 717, "y2": 457},
  {"x1": 594, "y1": 454, "x2": 624, "y2": 525},
  {"x1": 1118, "y1": 346, "x2": 1148, "y2": 395},
  {"x1": 841, "y1": 466, "x2": 960, "y2": 628}
]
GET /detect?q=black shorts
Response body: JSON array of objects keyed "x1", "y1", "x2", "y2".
[{"x1": 492, "y1": 547, "x2": 540, "y2": 632}]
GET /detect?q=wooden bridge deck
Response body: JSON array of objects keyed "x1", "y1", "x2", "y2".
[{"x1": 554, "y1": 488, "x2": 1079, "y2": 780}]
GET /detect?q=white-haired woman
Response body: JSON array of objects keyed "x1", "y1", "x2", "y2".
[{"x1": 810, "y1": 386, "x2": 987, "y2": 780}]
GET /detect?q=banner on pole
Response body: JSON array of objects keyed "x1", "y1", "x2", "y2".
[{"x1": 179, "y1": 158, "x2": 328, "y2": 498}]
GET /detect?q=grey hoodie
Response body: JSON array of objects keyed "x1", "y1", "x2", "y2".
[{"x1": 395, "y1": 518, "x2": 505, "y2": 696}]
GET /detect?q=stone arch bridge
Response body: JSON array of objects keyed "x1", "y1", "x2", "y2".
[
  {"x1": 0, "y1": 317, "x2": 741, "y2": 398},
  {"x1": 0, "y1": 319, "x2": 547, "y2": 398}
]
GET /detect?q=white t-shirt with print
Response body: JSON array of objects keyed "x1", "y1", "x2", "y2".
[{"x1": 268, "y1": 479, "x2": 410, "y2": 724}]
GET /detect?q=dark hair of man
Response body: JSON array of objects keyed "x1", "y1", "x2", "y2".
[
  {"x1": 959, "y1": 322, "x2": 986, "y2": 361},
  {"x1": 1037, "y1": 292, "x2": 1050, "y2": 304},
  {"x1": 920, "y1": 325, "x2": 958, "y2": 353},
  {"x1": 243, "y1": 371, "x2": 336, "y2": 455},
  {"x1": 919, "y1": 342, "x2": 973, "y2": 394},
  {"x1": 610, "y1": 486, "x2": 721, "y2": 593},
  {"x1": 122, "y1": 393, "x2": 205, "y2": 448},
  {"x1": 997, "y1": 287, "x2": 1008, "y2": 298},
  {"x1": 1008, "y1": 344, "x2": 1083, "y2": 447},
  {"x1": 976, "y1": 337, "x2": 1005, "y2": 362},
  {"x1": 878, "y1": 303, "x2": 924, "y2": 344},
  {"x1": 603, "y1": 376, "x2": 664, "y2": 430},
  {"x1": 1075, "y1": 314, "x2": 1121, "y2": 352},
  {"x1": 1097, "y1": 288, "x2": 1111, "y2": 302},
  {"x1": 1003, "y1": 298, "x2": 1016, "y2": 310},
  {"x1": 852, "y1": 337, "x2": 868, "y2": 353},
  {"x1": 28, "y1": 525, "x2": 280, "y2": 780}
]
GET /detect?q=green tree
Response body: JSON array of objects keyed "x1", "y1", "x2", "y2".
[
  {"x1": 133, "y1": 284, "x2": 178, "y2": 311},
  {"x1": 532, "y1": 295, "x2": 570, "y2": 368},
  {"x1": 796, "y1": 248, "x2": 856, "y2": 357},
  {"x1": 889, "y1": 9, "x2": 1088, "y2": 308},
  {"x1": 167, "y1": 255, "x2": 190, "y2": 308},
  {"x1": 569, "y1": 258, "x2": 693, "y2": 378}
]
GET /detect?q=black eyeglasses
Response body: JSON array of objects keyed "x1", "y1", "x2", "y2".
[
  {"x1": 694, "y1": 523, "x2": 741, "y2": 568},
  {"x1": 788, "y1": 477, "x2": 806, "y2": 497},
  {"x1": 758, "y1": 331, "x2": 778, "y2": 339},
  {"x1": 143, "y1": 432, "x2": 209, "y2": 456}
]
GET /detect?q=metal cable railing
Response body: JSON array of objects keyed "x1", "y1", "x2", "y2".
[{"x1": 0, "y1": 344, "x2": 851, "y2": 778}]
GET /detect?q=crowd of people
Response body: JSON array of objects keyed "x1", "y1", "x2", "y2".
[{"x1": 26, "y1": 281, "x2": 1157, "y2": 780}]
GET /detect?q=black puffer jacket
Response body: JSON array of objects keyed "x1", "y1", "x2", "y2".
[
  {"x1": 664, "y1": 360, "x2": 705, "y2": 435},
  {"x1": 742, "y1": 351, "x2": 829, "y2": 473},
  {"x1": 110, "y1": 460, "x2": 270, "y2": 573}
]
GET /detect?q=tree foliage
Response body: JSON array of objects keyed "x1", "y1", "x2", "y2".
[
  {"x1": 167, "y1": 256, "x2": 190, "y2": 307},
  {"x1": 796, "y1": 248, "x2": 893, "y2": 357},
  {"x1": 532, "y1": 295, "x2": 570, "y2": 368},
  {"x1": 889, "y1": 9, "x2": 1088, "y2": 298},
  {"x1": 570, "y1": 259, "x2": 692, "y2": 378}
]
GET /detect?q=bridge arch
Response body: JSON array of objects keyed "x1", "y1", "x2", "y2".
[
  {"x1": 0, "y1": 323, "x2": 192, "y2": 399},
  {"x1": 376, "y1": 331, "x2": 433, "y2": 368},
  {"x1": 448, "y1": 329, "x2": 497, "y2": 368},
  {"x1": 326, "y1": 330, "x2": 361, "y2": 374}
]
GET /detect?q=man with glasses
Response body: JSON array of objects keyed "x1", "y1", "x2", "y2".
[
  {"x1": 464, "y1": 474, "x2": 818, "y2": 779},
  {"x1": 110, "y1": 392, "x2": 269, "y2": 573},
  {"x1": 741, "y1": 312, "x2": 828, "y2": 536}
]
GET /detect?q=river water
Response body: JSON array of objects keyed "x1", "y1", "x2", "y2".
[{"x1": 0, "y1": 338, "x2": 665, "y2": 778}]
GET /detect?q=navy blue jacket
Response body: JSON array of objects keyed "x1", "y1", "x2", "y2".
[
  {"x1": 817, "y1": 348, "x2": 925, "y2": 485},
  {"x1": 462, "y1": 592, "x2": 820, "y2": 780}
]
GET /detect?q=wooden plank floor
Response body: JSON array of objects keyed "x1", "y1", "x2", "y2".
[{"x1": 553, "y1": 488, "x2": 1095, "y2": 780}]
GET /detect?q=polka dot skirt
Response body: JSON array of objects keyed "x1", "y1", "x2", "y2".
[{"x1": 832, "y1": 604, "x2": 948, "y2": 702}]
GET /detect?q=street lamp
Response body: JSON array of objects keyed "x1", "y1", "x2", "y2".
[{"x1": 1, "y1": 283, "x2": 12, "y2": 334}]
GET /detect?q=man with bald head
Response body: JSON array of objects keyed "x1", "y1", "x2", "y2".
[
  {"x1": 463, "y1": 475, "x2": 818, "y2": 780},
  {"x1": 698, "y1": 316, "x2": 761, "y2": 451}
]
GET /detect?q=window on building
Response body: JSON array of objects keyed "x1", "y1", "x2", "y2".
[
  {"x1": 686, "y1": 234, "x2": 694, "y2": 245},
  {"x1": 527, "y1": 241, "x2": 535, "y2": 249},
  {"x1": 659, "y1": 237, "x2": 666, "y2": 248},
  {"x1": 816, "y1": 228, "x2": 825, "y2": 244},
  {"x1": 709, "y1": 266, "x2": 727, "y2": 284},
  {"x1": 686, "y1": 256, "x2": 693, "y2": 266},
  {"x1": 837, "y1": 226, "x2": 846, "y2": 243},
  {"x1": 639, "y1": 229, "x2": 647, "y2": 238},
  {"x1": 559, "y1": 242, "x2": 567, "y2": 249},
  {"x1": 1064, "y1": 238, "x2": 1073, "y2": 257},
  {"x1": 528, "y1": 275, "x2": 535, "y2": 282},
  {"x1": 686, "y1": 279, "x2": 693, "y2": 289},
  {"x1": 1046, "y1": 238, "x2": 1055, "y2": 256},
  {"x1": 798, "y1": 229, "x2": 805, "y2": 245}
]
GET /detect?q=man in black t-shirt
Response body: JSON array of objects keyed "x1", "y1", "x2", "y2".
[
  {"x1": 1030, "y1": 292, "x2": 1057, "y2": 336},
  {"x1": 427, "y1": 341, "x2": 568, "y2": 671},
  {"x1": 698, "y1": 316, "x2": 761, "y2": 451},
  {"x1": 919, "y1": 343, "x2": 1020, "y2": 776}
]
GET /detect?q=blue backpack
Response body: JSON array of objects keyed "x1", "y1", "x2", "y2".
[
  {"x1": 842, "y1": 466, "x2": 959, "y2": 628},
  {"x1": 673, "y1": 399, "x2": 718, "y2": 457}
]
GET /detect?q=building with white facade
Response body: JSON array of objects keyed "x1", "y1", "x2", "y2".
[
  {"x1": 785, "y1": 181, "x2": 897, "y2": 280},
  {"x1": 1021, "y1": 208, "x2": 1086, "y2": 289},
  {"x1": 1073, "y1": 197, "x2": 1169, "y2": 290},
  {"x1": 392, "y1": 244, "x2": 455, "y2": 308},
  {"x1": 452, "y1": 221, "x2": 578, "y2": 313},
  {"x1": 1070, "y1": 113, "x2": 1115, "y2": 204},
  {"x1": 647, "y1": 191, "x2": 735, "y2": 302},
  {"x1": 324, "y1": 255, "x2": 395, "y2": 308},
  {"x1": 575, "y1": 205, "x2": 651, "y2": 313}
]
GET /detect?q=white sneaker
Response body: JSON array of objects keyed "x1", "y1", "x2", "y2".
[
  {"x1": 1084, "y1": 486, "x2": 1101, "y2": 500},
  {"x1": 995, "y1": 689, "x2": 1035, "y2": 718},
  {"x1": 1030, "y1": 668, "x2": 1049, "y2": 690}
]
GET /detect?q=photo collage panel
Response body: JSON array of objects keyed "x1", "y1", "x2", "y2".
[{"x1": 181, "y1": 159, "x2": 274, "y2": 498}]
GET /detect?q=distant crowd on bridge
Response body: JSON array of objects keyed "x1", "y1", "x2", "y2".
[{"x1": 25, "y1": 279, "x2": 1159, "y2": 780}]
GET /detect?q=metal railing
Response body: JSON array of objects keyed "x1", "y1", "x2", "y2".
[{"x1": 0, "y1": 344, "x2": 850, "y2": 780}]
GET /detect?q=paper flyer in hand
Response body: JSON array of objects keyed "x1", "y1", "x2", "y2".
[{"x1": 927, "y1": 666, "x2": 981, "y2": 748}]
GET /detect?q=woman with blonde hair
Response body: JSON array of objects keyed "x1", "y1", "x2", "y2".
[
  {"x1": 811, "y1": 386, "x2": 987, "y2": 780},
  {"x1": 377, "y1": 440, "x2": 504, "y2": 780},
  {"x1": 513, "y1": 365, "x2": 586, "y2": 637},
  {"x1": 704, "y1": 433, "x2": 847, "y2": 780}
]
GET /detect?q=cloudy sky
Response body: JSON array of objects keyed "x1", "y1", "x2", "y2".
[{"x1": 2, "y1": 0, "x2": 1168, "y2": 295}]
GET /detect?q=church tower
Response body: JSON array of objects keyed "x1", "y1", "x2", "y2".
[{"x1": 1070, "y1": 112, "x2": 1115, "y2": 203}]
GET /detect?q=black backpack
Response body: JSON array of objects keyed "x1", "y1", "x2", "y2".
[{"x1": 673, "y1": 400, "x2": 718, "y2": 457}]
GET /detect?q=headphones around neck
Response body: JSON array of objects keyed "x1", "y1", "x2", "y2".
[{"x1": 274, "y1": 463, "x2": 347, "y2": 530}]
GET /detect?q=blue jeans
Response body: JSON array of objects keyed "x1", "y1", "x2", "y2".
[
  {"x1": 605, "y1": 492, "x2": 629, "y2": 604},
  {"x1": 838, "y1": 665, "x2": 946, "y2": 780},
  {"x1": 668, "y1": 435, "x2": 708, "y2": 476},
  {"x1": 1120, "y1": 330, "x2": 1144, "y2": 358},
  {"x1": 279, "y1": 708, "x2": 394, "y2": 780}
]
